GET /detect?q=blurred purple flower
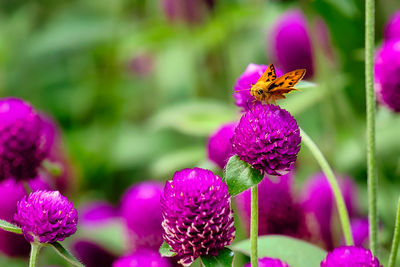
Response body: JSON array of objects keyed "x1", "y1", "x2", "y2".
[
  {"x1": 113, "y1": 249, "x2": 171, "y2": 267},
  {"x1": 129, "y1": 53, "x2": 154, "y2": 77},
  {"x1": 374, "y1": 40, "x2": 400, "y2": 112},
  {"x1": 161, "y1": 168, "x2": 235, "y2": 265},
  {"x1": 269, "y1": 10, "x2": 314, "y2": 79},
  {"x1": 301, "y1": 172, "x2": 358, "y2": 250},
  {"x1": 0, "y1": 177, "x2": 49, "y2": 257},
  {"x1": 385, "y1": 11, "x2": 400, "y2": 40},
  {"x1": 350, "y1": 218, "x2": 369, "y2": 248},
  {"x1": 72, "y1": 240, "x2": 117, "y2": 267},
  {"x1": 233, "y1": 63, "x2": 283, "y2": 112},
  {"x1": 14, "y1": 190, "x2": 77, "y2": 243},
  {"x1": 120, "y1": 181, "x2": 164, "y2": 251},
  {"x1": 207, "y1": 122, "x2": 236, "y2": 168},
  {"x1": 161, "y1": 0, "x2": 215, "y2": 24},
  {"x1": 0, "y1": 98, "x2": 50, "y2": 181},
  {"x1": 235, "y1": 174, "x2": 309, "y2": 238},
  {"x1": 244, "y1": 257, "x2": 290, "y2": 267},
  {"x1": 321, "y1": 246, "x2": 381, "y2": 267},
  {"x1": 80, "y1": 201, "x2": 118, "y2": 225},
  {"x1": 231, "y1": 104, "x2": 301, "y2": 176}
]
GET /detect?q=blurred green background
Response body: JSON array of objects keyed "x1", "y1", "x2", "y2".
[{"x1": 1, "y1": 0, "x2": 400, "y2": 265}]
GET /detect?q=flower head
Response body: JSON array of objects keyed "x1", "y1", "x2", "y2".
[
  {"x1": 113, "y1": 249, "x2": 171, "y2": 267},
  {"x1": 269, "y1": 10, "x2": 314, "y2": 79},
  {"x1": 321, "y1": 246, "x2": 382, "y2": 267},
  {"x1": 161, "y1": 168, "x2": 235, "y2": 266},
  {"x1": 207, "y1": 122, "x2": 236, "y2": 168},
  {"x1": 244, "y1": 257, "x2": 290, "y2": 267},
  {"x1": 374, "y1": 40, "x2": 400, "y2": 112},
  {"x1": 385, "y1": 11, "x2": 400, "y2": 40},
  {"x1": 72, "y1": 240, "x2": 117, "y2": 267},
  {"x1": 231, "y1": 104, "x2": 301, "y2": 176},
  {"x1": 350, "y1": 218, "x2": 369, "y2": 248},
  {"x1": 0, "y1": 98, "x2": 50, "y2": 181},
  {"x1": 14, "y1": 190, "x2": 78, "y2": 243},
  {"x1": 235, "y1": 174, "x2": 308, "y2": 238},
  {"x1": 120, "y1": 181, "x2": 164, "y2": 251},
  {"x1": 233, "y1": 64, "x2": 283, "y2": 112}
]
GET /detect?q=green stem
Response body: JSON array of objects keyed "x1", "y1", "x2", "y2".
[
  {"x1": 388, "y1": 198, "x2": 400, "y2": 267},
  {"x1": 29, "y1": 243, "x2": 41, "y2": 267},
  {"x1": 365, "y1": 0, "x2": 378, "y2": 255},
  {"x1": 300, "y1": 128, "x2": 354, "y2": 245},
  {"x1": 23, "y1": 181, "x2": 32, "y2": 195},
  {"x1": 250, "y1": 185, "x2": 258, "y2": 267}
]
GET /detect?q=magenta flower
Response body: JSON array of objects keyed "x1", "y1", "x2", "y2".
[
  {"x1": 374, "y1": 40, "x2": 400, "y2": 112},
  {"x1": 120, "y1": 181, "x2": 164, "y2": 251},
  {"x1": 161, "y1": 168, "x2": 235, "y2": 266},
  {"x1": 14, "y1": 190, "x2": 77, "y2": 243},
  {"x1": 350, "y1": 218, "x2": 369, "y2": 248},
  {"x1": 113, "y1": 249, "x2": 171, "y2": 267},
  {"x1": 235, "y1": 174, "x2": 308, "y2": 238},
  {"x1": 233, "y1": 63, "x2": 283, "y2": 112},
  {"x1": 321, "y1": 246, "x2": 382, "y2": 267},
  {"x1": 269, "y1": 10, "x2": 314, "y2": 79},
  {"x1": 207, "y1": 122, "x2": 236, "y2": 168},
  {"x1": 244, "y1": 257, "x2": 290, "y2": 267},
  {"x1": 80, "y1": 201, "x2": 117, "y2": 225},
  {"x1": 72, "y1": 240, "x2": 117, "y2": 267},
  {"x1": 231, "y1": 104, "x2": 301, "y2": 176},
  {"x1": 0, "y1": 98, "x2": 50, "y2": 181},
  {"x1": 385, "y1": 11, "x2": 400, "y2": 40}
]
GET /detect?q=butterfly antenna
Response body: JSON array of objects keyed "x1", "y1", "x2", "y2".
[{"x1": 234, "y1": 89, "x2": 251, "y2": 93}]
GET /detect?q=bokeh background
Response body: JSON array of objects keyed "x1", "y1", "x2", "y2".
[{"x1": 1, "y1": 0, "x2": 400, "y2": 266}]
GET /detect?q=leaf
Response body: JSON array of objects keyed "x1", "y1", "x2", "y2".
[
  {"x1": 159, "y1": 241, "x2": 177, "y2": 257},
  {"x1": 231, "y1": 235, "x2": 327, "y2": 267},
  {"x1": 0, "y1": 219, "x2": 22, "y2": 234},
  {"x1": 223, "y1": 156, "x2": 263, "y2": 196},
  {"x1": 201, "y1": 248, "x2": 234, "y2": 267},
  {"x1": 48, "y1": 242, "x2": 85, "y2": 267}
]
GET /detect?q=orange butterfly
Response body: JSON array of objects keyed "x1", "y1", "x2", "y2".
[{"x1": 248, "y1": 64, "x2": 306, "y2": 105}]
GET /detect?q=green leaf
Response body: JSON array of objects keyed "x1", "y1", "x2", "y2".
[
  {"x1": 231, "y1": 235, "x2": 327, "y2": 267},
  {"x1": 223, "y1": 156, "x2": 263, "y2": 196},
  {"x1": 48, "y1": 242, "x2": 85, "y2": 267},
  {"x1": 201, "y1": 248, "x2": 234, "y2": 267},
  {"x1": 159, "y1": 241, "x2": 177, "y2": 257},
  {"x1": 0, "y1": 219, "x2": 22, "y2": 234}
]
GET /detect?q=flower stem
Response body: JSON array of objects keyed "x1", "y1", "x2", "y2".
[
  {"x1": 29, "y1": 243, "x2": 41, "y2": 267},
  {"x1": 388, "y1": 197, "x2": 400, "y2": 267},
  {"x1": 300, "y1": 128, "x2": 354, "y2": 245},
  {"x1": 250, "y1": 185, "x2": 258, "y2": 267},
  {"x1": 365, "y1": 0, "x2": 378, "y2": 256}
]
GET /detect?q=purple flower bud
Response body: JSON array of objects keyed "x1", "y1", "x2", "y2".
[
  {"x1": 0, "y1": 98, "x2": 50, "y2": 181},
  {"x1": 0, "y1": 177, "x2": 49, "y2": 257},
  {"x1": 161, "y1": 0, "x2": 214, "y2": 24},
  {"x1": 374, "y1": 40, "x2": 400, "y2": 112},
  {"x1": 244, "y1": 257, "x2": 290, "y2": 267},
  {"x1": 235, "y1": 174, "x2": 308, "y2": 238},
  {"x1": 233, "y1": 64, "x2": 283, "y2": 112},
  {"x1": 80, "y1": 201, "x2": 118, "y2": 225},
  {"x1": 350, "y1": 218, "x2": 369, "y2": 248},
  {"x1": 385, "y1": 11, "x2": 400, "y2": 40},
  {"x1": 14, "y1": 190, "x2": 78, "y2": 243},
  {"x1": 321, "y1": 246, "x2": 382, "y2": 267},
  {"x1": 72, "y1": 240, "x2": 117, "y2": 267},
  {"x1": 161, "y1": 168, "x2": 235, "y2": 266},
  {"x1": 113, "y1": 249, "x2": 172, "y2": 267},
  {"x1": 231, "y1": 104, "x2": 301, "y2": 176},
  {"x1": 207, "y1": 122, "x2": 236, "y2": 168},
  {"x1": 269, "y1": 10, "x2": 314, "y2": 79},
  {"x1": 120, "y1": 181, "x2": 164, "y2": 251},
  {"x1": 301, "y1": 173, "x2": 358, "y2": 250}
]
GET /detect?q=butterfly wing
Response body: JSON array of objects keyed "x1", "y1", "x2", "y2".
[
  {"x1": 267, "y1": 69, "x2": 306, "y2": 92},
  {"x1": 257, "y1": 64, "x2": 277, "y2": 83}
]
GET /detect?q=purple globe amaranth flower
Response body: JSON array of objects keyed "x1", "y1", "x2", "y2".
[
  {"x1": 244, "y1": 257, "x2": 290, "y2": 267},
  {"x1": 161, "y1": 168, "x2": 235, "y2": 266},
  {"x1": 80, "y1": 201, "x2": 118, "y2": 225},
  {"x1": 231, "y1": 104, "x2": 301, "y2": 176},
  {"x1": 113, "y1": 249, "x2": 172, "y2": 267},
  {"x1": 385, "y1": 11, "x2": 400, "y2": 40},
  {"x1": 321, "y1": 246, "x2": 382, "y2": 267},
  {"x1": 161, "y1": 0, "x2": 215, "y2": 24},
  {"x1": 233, "y1": 63, "x2": 284, "y2": 112},
  {"x1": 374, "y1": 40, "x2": 400, "y2": 112},
  {"x1": 0, "y1": 177, "x2": 49, "y2": 257},
  {"x1": 120, "y1": 181, "x2": 164, "y2": 251},
  {"x1": 301, "y1": 172, "x2": 358, "y2": 250},
  {"x1": 235, "y1": 174, "x2": 309, "y2": 238},
  {"x1": 72, "y1": 240, "x2": 117, "y2": 267},
  {"x1": 14, "y1": 190, "x2": 77, "y2": 243},
  {"x1": 0, "y1": 98, "x2": 50, "y2": 181},
  {"x1": 269, "y1": 10, "x2": 314, "y2": 79},
  {"x1": 207, "y1": 122, "x2": 236, "y2": 168},
  {"x1": 350, "y1": 218, "x2": 369, "y2": 248}
]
